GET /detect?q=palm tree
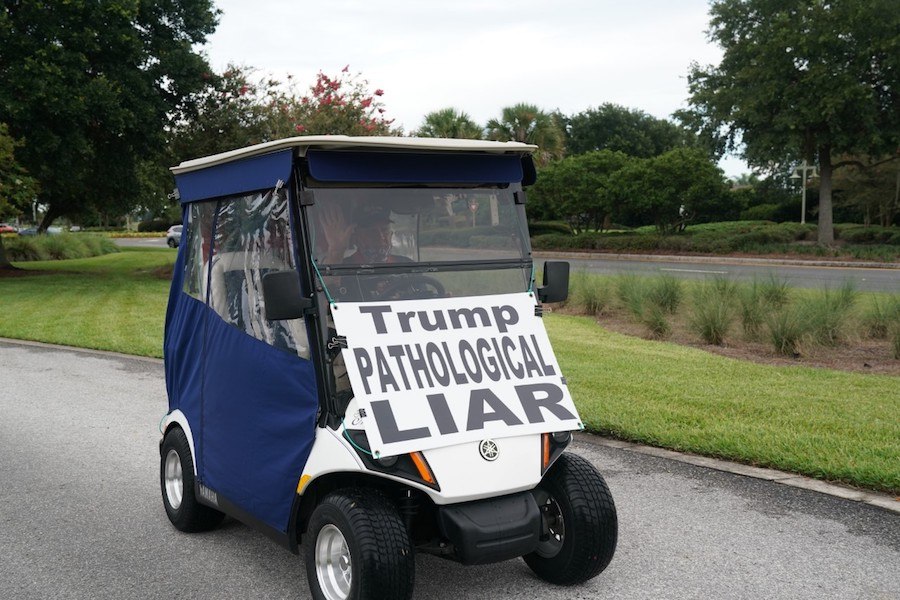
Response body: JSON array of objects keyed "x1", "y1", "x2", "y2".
[
  {"x1": 415, "y1": 108, "x2": 483, "y2": 139},
  {"x1": 485, "y1": 103, "x2": 565, "y2": 165}
]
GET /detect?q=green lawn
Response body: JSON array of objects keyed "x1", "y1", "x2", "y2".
[
  {"x1": 1, "y1": 248, "x2": 173, "y2": 357},
  {"x1": 2, "y1": 249, "x2": 898, "y2": 494}
]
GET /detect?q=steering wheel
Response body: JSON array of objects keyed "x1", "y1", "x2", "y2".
[{"x1": 376, "y1": 274, "x2": 446, "y2": 300}]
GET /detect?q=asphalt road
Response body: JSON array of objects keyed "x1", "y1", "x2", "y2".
[
  {"x1": 539, "y1": 255, "x2": 900, "y2": 293},
  {"x1": 1, "y1": 340, "x2": 897, "y2": 599},
  {"x1": 116, "y1": 237, "x2": 898, "y2": 292}
]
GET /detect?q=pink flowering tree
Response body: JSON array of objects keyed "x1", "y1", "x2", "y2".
[{"x1": 272, "y1": 66, "x2": 399, "y2": 137}]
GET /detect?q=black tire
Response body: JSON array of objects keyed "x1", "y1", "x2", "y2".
[
  {"x1": 305, "y1": 488, "x2": 414, "y2": 600},
  {"x1": 160, "y1": 427, "x2": 225, "y2": 532},
  {"x1": 523, "y1": 453, "x2": 617, "y2": 585},
  {"x1": 167, "y1": 238, "x2": 177, "y2": 248}
]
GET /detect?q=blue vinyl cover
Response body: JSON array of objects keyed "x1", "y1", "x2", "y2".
[
  {"x1": 175, "y1": 150, "x2": 294, "y2": 203},
  {"x1": 307, "y1": 150, "x2": 525, "y2": 183},
  {"x1": 164, "y1": 204, "x2": 319, "y2": 533}
]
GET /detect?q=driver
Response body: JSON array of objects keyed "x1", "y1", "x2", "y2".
[{"x1": 320, "y1": 204, "x2": 411, "y2": 265}]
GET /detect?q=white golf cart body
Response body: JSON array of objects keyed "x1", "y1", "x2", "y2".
[{"x1": 161, "y1": 136, "x2": 615, "y2": 598}]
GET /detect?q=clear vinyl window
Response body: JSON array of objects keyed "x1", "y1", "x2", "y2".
[{"x1": 207, "y1": 189, "x2": 310, "y2": 358}]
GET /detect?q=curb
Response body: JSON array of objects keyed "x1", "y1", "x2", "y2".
[
  {"x1": 533, "y1": 250, "x2": 900, "y2": 270},
  {"x1": 575, "y1": 432, "x2": 900, "y2": 514},
  {"x1": 0, "y1": 337, "x2": 164, "y2": 365}
]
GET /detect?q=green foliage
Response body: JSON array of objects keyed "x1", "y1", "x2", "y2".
[
  {"x1": 528, "y1": 150, "x2": 632, "y2": 231},
  {"x1": 861, "y1": 295, "x2": 900, "y2": 339},
  {"x1": 0, "y1": 0, "x2": 219, "y2": 228},
  {"x1": 799, "y1": 283, "x2": 858, "y2": 346},
  {"x1": 5, "y1": 234, "x2": 117, "y2": 262},
  {"x1": 648, "y1": 275, "x2": 682, "y2": 314},
  {"x1": 766, "y1": 307, "x2": 806, "y2": 356},
  {"x1": 415, "y1": 108, "x2": 482, "y2": 139},
  {"x1": 568, "y1": 271, "x2": 612, "y2": 316},
  {"x1": 565, "y1": 103, "x2": 696, "y2": 158},
  {"x1": 689, "y1": 281, "x2": 736, "y2": 345},
  {"x1": 0, "y1": 123, "x2": 38, "y2": 220},
  {"x1": 486, "y1": 103, "x2": 565, "y2": 166},
  {"x1": 682, "y1": 0, "x2": 900, "y2": 244},
  {"x1": 738, "y1": 283, "x2": 766, "y2": 339},
  {"x1": 608, "y1": 148, "x2": 730, "y2": 232}
]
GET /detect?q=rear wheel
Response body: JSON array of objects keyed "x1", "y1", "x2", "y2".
[
  {"x1": 524, "y1": 453, "x2": 617, "y2": 585},
  {"x1": 160, "y1": 427, "x2": 225, "y2": 532},
  {"x1": 305, "y1": 488, "x2": 414, "y2": 600},
  {"x1": 167, "y1": 238, "x2": 177, "y2": 248}
]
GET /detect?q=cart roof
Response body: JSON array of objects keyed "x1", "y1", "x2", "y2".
[{"x1": 171, "y1": 136, "x2": 537, "y2": 175}]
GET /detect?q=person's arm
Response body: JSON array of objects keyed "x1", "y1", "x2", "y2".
[{"x1": 319, "y1": 204, "x2": 355, "y2": 264}]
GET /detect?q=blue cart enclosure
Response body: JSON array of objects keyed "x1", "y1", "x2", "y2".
[
  {"x1": 165, "y1": 138, "x2": 538, "y2": 534},
  {"x1": 165, "y1": 149, "x2": 318, "y2": 533}
]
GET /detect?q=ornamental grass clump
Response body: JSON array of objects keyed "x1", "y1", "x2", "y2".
[
  {"x1": 615, "y1": 274, "x2": 648, "y2": 321},
  {"x1": 891, "y1": 322, "x2": 900, "y2": 360},
  {"x1": 766, "y1": 306, "x2": 806, "y2": 356},
  {"x1": 641, "y1": 305, "x2": 671, "y2": 339},
  {"x1": 800, "y1": 282, "x2": 859, "y2": 346},
  {"x1": 760, "y1": 274, "x2": 791, "y2": 308},
  {"x1": 648, "y1": 275, "x2": 682, "y2": 314},
  {"x1": 689, "y1": 281, "x2": 736, "y2": 345},
  {"x1": 738, "y1": 282, "x2": 766, "y2": 340},
  {"x1": 861, "y1": 295, "x2": 900, "y2": 339},
  {"x1": 569, "y1": 271, "x2": 611, "y2": 316}
]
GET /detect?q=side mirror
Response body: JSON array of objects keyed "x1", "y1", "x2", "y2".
[
  {"x1": 262, "y1": 271, "x2": 313, "y2": 320},
  {"x1": 537, "y1": 261, "x2": 570, "y2": 304}
]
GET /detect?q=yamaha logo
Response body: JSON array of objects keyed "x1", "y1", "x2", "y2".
[{"x1": 479, "y1": 439, "x2": 499, "y2": 461}]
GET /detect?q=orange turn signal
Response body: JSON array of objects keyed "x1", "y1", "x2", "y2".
[
  {"x1": 542, "y1": 433, "x2": 551, "y2": 472},
  {"x1": 410, "y1": 451, "x2": 437, "y2": 485}
]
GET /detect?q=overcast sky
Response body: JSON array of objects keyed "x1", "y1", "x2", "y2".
[{"x1": 203, "y1": 0, "x2": 749, "y2": 176}]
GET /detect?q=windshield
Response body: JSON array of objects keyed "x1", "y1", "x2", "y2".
[{"x1": 307, "y1": 187, "x2": 532, "y2": 302}]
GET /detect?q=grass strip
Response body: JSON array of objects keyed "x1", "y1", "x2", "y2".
[{"x1": 547, "y1": 314, "x2": 899, "y2": 494}]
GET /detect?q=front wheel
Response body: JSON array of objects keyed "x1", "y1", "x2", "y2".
[
  {"x1": 160, "y1": 427, "x2": 225, "y2": 532},
  {"x1": 305, "y1": 488, "x2": 414, "y2": 600},
  {"x1": 523, "y1": 453, "x2": 617, "y2": 585}
]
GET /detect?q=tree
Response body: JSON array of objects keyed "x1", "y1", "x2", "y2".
[
  {"x1": 683, "y1": 0, "x2": 900, "y2": 244},
  {"x1": 566, "y1": 104, "x2": 695, "y2": 158},
  {"x1": 486, "y1": 103, "x2": 565, "y2": 165},
  {"x1": 0, "y1": 0, "x2": 219, "y2": 231},
  {"x1": 0, "y1": 123, "x2": 38, "y2": 268},
  {"x1": 415, "y1": 108, "x2": 482, "y2": 139},
  {"x1": 528, "y1": 150, "x2": 632, "y2": 232},
  {"x1": 832, "y1": 155, "x2": 900, "y2": 227},
  {"x1": 609, "y1": 148, "x2": 729, "y2": 232},
  {"x1": 279, "y1": 67, "x2": 399, "y2": 137}
]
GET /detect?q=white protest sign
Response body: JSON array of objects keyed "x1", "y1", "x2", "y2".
[{"x1": 332, "y1": 292, "x2": 582, "y2": 457}]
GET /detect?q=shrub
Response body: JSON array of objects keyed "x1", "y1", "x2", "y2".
[
  {"x1": 615, "y1": 274, "x2": 647, "y2": 320},
  {"x1": 528, "y1": 221, "x2": 573, "y2": 236},
  {"x1": 689, "y1": 282, "x2": 736, "y2": 345},
  {"x1": 4, "y1": 233, "x2": 118, "y2": 262},
  {"x1": 642, "y1": 305, "x2": 671, "y2": 339},
  {"x1": 569, "y1": 271, "x2": 611, "y2": 316},
  {"x1": 5, "y1": 236, "x2": 48, "y2": 261},
  {"x1": 767, "y1": 307, "x2": 805, "y2": 356},
  {"x1": 740, "y1": 203, "x2": 782, "y2": 221},
  {"x1": 861, "y1": 295, "x2": 900, "y2": 339},
  {"x1": 800, "y1": 282, "x2": 858, "y2": 346},
  {"x1": 648, "y1": 275, "x2": 682, "y2": 313},
  {"x1": 738, "y1": 283, "x2": 766, "y2": 340},
  {"x1": 760, "y1": 274, "x2": 791, "y2": 307}
]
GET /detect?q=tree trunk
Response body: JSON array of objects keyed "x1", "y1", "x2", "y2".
[
  {"x1": 817, "y1": 145, "x2": 835, "y2": 245},
  {"x1": 0, "y1": 236, "x2": 11, "y2": 269}
]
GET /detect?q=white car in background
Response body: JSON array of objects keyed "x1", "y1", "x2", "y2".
[{"x1": 166, "y1": 225, "x2": 182, "y2": 248}]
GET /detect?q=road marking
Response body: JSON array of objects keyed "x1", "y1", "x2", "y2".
[{"x1": 659, "y1": 268, "x2": 729, "y2": 275}]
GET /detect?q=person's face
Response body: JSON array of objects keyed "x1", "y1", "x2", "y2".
[{"x1": 354, "y1": 221, "x2": 392, "y2": 261}]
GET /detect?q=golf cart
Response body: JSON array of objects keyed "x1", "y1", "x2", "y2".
[{"x1": 160, "y1": 136, "x2": 617, "y2": 600}]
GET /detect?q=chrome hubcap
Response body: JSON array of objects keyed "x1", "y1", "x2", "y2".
[
  {"x1": 315, "y1": 524, "x2": 352, "y2": 600},
  {"x1": 534, "y1": 490, "x2": 565, "y2": 558},
  {"x1": 164, "y1": 449, "x2": 184, "y2": 510}
]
